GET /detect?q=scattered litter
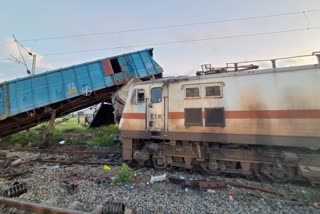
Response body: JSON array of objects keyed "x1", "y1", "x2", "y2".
[
  {"x1": 60, "y1": 176, "x2": 78, "y2": 194},
  {"x1": 207, "y1": 189, "x2": 216, "y2": 193},
  {"x1": 103, "y1": 165, "x2": 111, "y2": 171},
  {"x1": 150, "y1": 174, "x2": 167, "y2": 184},
  {"x1": 66, "y1": 183, "x2": 78, "y2": 194},
  {"x1": 168, "y1": 176, "x2": 186, "y2": 185},
  {"x1": 124, "y1": 184, "x2": 134, "y2": 190},
  {"x1": 51, "y1": 165, "x2": 60, "y2": 170},
  {"x1": 59, "y1": 140, "x2": 65, "y2": 145},
  {"x1": 229, "y1": 194, "x2": 234, "y2": 201},
  {"x1": 184, "y1": 187, "x2": 190, "y2": 193},
  {"x1": 10, "y1": 159, "x2": 24, "y2": 167}
]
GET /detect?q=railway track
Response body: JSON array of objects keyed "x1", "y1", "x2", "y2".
[
  {"x1": 0, "y1": 145, "x2": 123, "y2": 180},
  {"x1": 0, "y1": 146, "x2": 122, "y2": 155},
  {"x1": 0, "y1": 145, "x2": 319, "y2": 213}
]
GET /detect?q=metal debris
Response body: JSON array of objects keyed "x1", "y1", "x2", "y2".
[
  {"x1": 102, "y1": 201, "x2": 125, "y2": 214},
  {"x1": 190, "y1": 179, "x2": 226, "y2": 190},
  {"x1": 2, "y1": 182, "x2": 28, "y2": 198},
  {"x1": 226, "y1": 181, "x2": 284, "y2": 196},
  {"x1": 60, "y1": 176, "x2": 78, "y2": 195},
  {"x1": 168, "y1": 176, "x2": 186, "y2": 185}
]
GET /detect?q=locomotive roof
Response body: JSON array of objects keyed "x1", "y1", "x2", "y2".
[{"x1": 140, "y1": 63, "x2": 319, "y2": 85}]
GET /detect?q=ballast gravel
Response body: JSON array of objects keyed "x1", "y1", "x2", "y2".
[{"x1": 0, "y1": 151, "x2": 319, "y2": 214}]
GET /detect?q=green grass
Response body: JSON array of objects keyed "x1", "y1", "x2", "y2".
[
  {"x1": 1, "y1": 116, "x2": 119, "y2": 147},
  {"x1": 87, "y1": 125, "x2": 119, "y2": 146},
  {"x1": 112, "y1": 164, "x2": 134, "y2": 185},
  {"x1": 292, "y1": 188, "x2": 320, "y2": 203}
]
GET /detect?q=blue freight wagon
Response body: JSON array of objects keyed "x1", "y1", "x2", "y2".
[{"x1": 0, "y1": 48, "x2": 163, "y2": 137}]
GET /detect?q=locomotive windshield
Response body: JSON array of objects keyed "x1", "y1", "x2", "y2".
[{"x1": 151, "y1": 87, "x2": 162, "y2": 103}]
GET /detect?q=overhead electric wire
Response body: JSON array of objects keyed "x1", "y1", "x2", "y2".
[
  {"x1": 42, "y1": 26, "x2": 320, "y2": 56},
  {"x1": 15, "y1": 39, "x2": 32, "y2": 55},
  {"x1": 12, "y1": 34, "x2": 29, "y2": 71},
  {"x1": 19, "y1": 9, "x2": 320, "y2": 42}
]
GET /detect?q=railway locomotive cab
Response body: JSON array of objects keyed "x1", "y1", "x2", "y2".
[{"x1": 120, "y1": 53, "x2": 320, "y2": 184}]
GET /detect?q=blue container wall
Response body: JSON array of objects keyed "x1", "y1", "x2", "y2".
[
  {"x1": 0, "y1": 86, "x2": 5, "y2": 115},
  {"x1": 88, "y1": 63, "x2": 105, "y2": 90},
  {"x1": 48, "y1": 72, "x2": 64, "y2": 102},
  {"x1": 33, "y1": 76, "x2": 50, "y2": 107},
  {"x1": 0, "y1": 48, "x2": 163, "y2": 118}
]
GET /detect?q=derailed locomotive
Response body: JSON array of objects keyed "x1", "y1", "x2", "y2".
[{"x1": 119, "y1": 53, "x2": 320, "y2": 184}]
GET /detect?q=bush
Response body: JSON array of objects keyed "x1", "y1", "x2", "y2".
[{"x1": 112, "y1": 164, "x2": 133, "y2": 185}]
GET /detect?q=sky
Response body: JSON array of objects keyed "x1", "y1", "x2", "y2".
[{"x1": 0, "y1": 0, "x2": 320, "y2": 82}]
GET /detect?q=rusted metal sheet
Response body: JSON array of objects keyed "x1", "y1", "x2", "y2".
[
  {"x1": 226, "y1": 182, "x2": 284, "y2": 196},
  {"x1": 185, "y1": 178, "x2": 282, "y2": 196},
  {"x1": 190, "y1": 179, "x2": 226, "y2": 189},
  {"x1": 0, "y1": 196, "x2": 84, "y2": 214},
  {"x1": 102, "y1": 59, "x2": 114, "y2": 75}
]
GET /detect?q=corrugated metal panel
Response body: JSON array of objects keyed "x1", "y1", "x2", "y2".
[
  {"x1": 48, "y1": 72, "x2": 64, "y2": 102},
  {"x1": 0, "y1": 48, "x2": 163, "y2": 120},
  {"x1": 0, "y1": 86, "x2": 5, "y2": 115}
]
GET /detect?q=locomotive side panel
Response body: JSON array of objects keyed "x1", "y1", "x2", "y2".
[
  {"x1": 121, "y1": 65, "x2": 320, "y2": 149},
  {"x1": 166, "y1": 66, "x2": 320, "y2": 148}
]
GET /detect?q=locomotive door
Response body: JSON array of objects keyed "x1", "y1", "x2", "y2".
[{"x1": 147, "y1": 82, "x2": 165, "y2": 132}]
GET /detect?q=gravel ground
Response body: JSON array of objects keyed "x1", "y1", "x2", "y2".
[{"x1": 0, "y1": 150, "x2": 319, "y2": 214}]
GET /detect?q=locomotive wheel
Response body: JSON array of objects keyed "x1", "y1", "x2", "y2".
[{"x1": 253, "y1": 163, "x2": 288, "y2": 183}]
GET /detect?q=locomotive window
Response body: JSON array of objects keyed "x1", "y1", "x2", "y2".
[
  {"x1": 205, "y1": 86, "x2": 221, "y2": 97},
  {"x1": 151, "y1": 87, "x2": 162, "y2": 103},
  {"x1": 205, "y1": 107, "x2": 225, "y2": 127},
  {"x1": 185, "y1": 108, "x2": 202, "y2": 126},
  {"x1": 186, "y1": 87, "x2": 200, "y2": 98},
  {"x1": 130, "y1": 89, "x2": 136, "y2": 103},
  {"x1": 137, "y1": 89, "x2": 145, "y2": 103},
  {"x1": 131, "y1": 89, "x2": 145, "y2": 104}
]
